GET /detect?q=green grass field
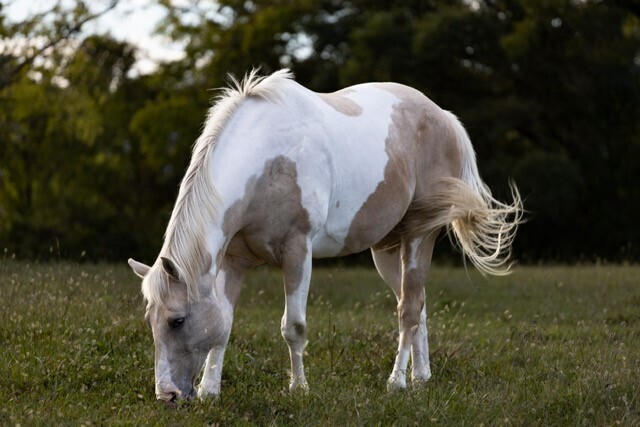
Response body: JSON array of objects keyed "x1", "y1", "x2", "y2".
[{"x1": 1, "y1": 261, "x2": 638, "y2": 425}]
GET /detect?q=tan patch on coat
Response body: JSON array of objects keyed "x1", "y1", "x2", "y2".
[
  {"x1": 318, "y1": 89, "x2": 363, "y2": 117},
  {"x1": 220, "y1": 156, "x2": 311, "y2": 295},
  {"x1": 338, "y1": 141, "x2": 413, "y2": 255},
  {"x1": 340, "y1": 83, "x2": 463, "y2": 254},
  {"x1": 375, "y1": 83, "x2": 462, "y2": 196}
]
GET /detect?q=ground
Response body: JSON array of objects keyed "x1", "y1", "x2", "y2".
[{"x1": 1, "y1": 261, "x2": 638, "y2": 425}]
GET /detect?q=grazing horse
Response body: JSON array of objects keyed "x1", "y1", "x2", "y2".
[{"x1": 128, "y1": 69, "x2": 522, "y2": 403}]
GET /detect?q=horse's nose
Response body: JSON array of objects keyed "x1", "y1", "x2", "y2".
[
  {"x1": 157, "y1": 391, "x2": 179, "y2": 406},
  {"x1": 156, "y1": 384, "x2": 182, "y2": 405}
]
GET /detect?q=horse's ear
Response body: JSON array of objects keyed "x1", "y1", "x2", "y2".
[
  {"x1": 128, "y1": 258, "x2": 150, "y2": 278},
  {"x1": 160, "y1": 257, "x2": 181, "y2": 281}
]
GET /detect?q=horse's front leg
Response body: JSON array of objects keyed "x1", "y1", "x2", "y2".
[
  {"x1": 198, "y1": 345, "x2": 227, "y2": 398},
  {"x1": 280, "y1": 237, "x2": 312, "y2": 392},
  {"x1": 197, "y1": 257, "x2": 245, "y2": 399}
]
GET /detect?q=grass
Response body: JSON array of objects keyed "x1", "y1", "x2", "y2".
[{"x1": 0, "y1": 260, "x2": 639, "y2": 425}]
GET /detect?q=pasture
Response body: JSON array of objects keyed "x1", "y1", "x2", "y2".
[{"x1": 1, "y1": 261, "x2": 638, "y2": 425}]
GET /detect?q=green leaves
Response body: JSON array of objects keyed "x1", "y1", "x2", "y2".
[
  {"x1": 130, "y1": 95, "x2": 201, "y2": 173},
  {"x1": 1, "y1": 0, "x2": 639, "y2": 261}
]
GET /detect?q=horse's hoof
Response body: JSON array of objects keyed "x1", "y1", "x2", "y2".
[
  {"x1": 411, "y1": 370, "x2": 432, "y2": 388},
  {"x1": 197, "y1": 390, "x2": 220, "y2": 401},
  {"x1": 386, "y1": 377, "x2": 407, "y2": 392},
  {"x1": 411, "y1": 377, "x2": 431, "y2": 388},
  {"x1": 289, "y1": 380, "x2": 310, "y2": 394}
]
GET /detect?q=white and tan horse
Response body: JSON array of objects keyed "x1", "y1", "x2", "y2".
[{"x1": 128, "y1": 69, "x2": 522, "y2": 403}]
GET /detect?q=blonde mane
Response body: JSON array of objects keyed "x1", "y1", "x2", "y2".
[{"x1": 142, "y1": 68, "x2": 295, "y2": 305}]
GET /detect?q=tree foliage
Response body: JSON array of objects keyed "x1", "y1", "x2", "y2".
[{"x1": 1, "y1": 0, "x2": 638, "y2": 262}]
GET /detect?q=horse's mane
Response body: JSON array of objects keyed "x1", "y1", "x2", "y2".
[{"x1": 142, "y1": 68, "x2": 294, "y2": 305}]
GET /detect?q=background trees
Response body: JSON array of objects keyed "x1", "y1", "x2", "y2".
[{"x1": 1, "y1": 0, "x2": 638, "y2": 262}]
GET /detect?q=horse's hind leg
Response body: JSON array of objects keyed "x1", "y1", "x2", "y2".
[
  {"x1": 410, "y1": 292, "x2": 431, "y2": 386},
  {"x1": 371, "y1": 246, "x2": 402, "y2": 297},
  {"x1": 373, "y1": 233, "x2": 437, "y2": 390}
]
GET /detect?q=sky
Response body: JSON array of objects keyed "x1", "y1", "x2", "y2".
[{"x1": 4, "y1": 0, "x2": 186, "y2": 75}]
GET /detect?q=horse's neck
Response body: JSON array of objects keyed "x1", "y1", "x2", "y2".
[
  {"x1": 208, "y1": 108, "x2": 291, "y2": 205},
  {"x1": 198, "y1": 87, "x2": 317, "y2": 265}
]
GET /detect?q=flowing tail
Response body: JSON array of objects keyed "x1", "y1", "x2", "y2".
[{"x1": 406, "y1": 111, "x2": 524, "y2": 276}]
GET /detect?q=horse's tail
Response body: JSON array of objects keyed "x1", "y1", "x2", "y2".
[{"x1": 406, "y1": 110, "x2": 524, "y2": 276}]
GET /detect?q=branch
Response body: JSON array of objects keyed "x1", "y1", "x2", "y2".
[{"x1": 0, "y1": 0, "x2": 120, "y2": 90}]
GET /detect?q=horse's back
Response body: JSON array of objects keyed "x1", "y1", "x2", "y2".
[{"x1": 221, "y1": 79, "x2": 462, "y2": 261}]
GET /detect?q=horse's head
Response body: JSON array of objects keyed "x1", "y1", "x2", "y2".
[{"x1": 128, "y1": 257, "x2": 228, "y2": 404}]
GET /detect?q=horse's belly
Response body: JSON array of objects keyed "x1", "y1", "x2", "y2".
[
  {"x1": 310, "y1": 182, "x2": 412, "y2": 258},
  {"x1": 306, "y1": 145, "x2": 415, "y2": 258},
  {"x1": 298, "y1": 83, "x2": 416, "y2": 257},
  {"x1": 309, "y1": 192, "x2": 370, "y2": 258},
  {"x1": 310, "y1": 230, "x2": 346, "y2": 258}
]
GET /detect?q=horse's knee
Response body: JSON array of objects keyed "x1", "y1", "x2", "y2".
[
  {"x1": 281, "y1": 319, "x2": 306, "y2": 344},
  {"x1": 398, "y1": 302, "x2": 422, "y2": 330}
]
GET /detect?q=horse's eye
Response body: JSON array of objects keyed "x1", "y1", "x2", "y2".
[{"x1": 168, "y1": 317, "x2": 185, "y2": 329}]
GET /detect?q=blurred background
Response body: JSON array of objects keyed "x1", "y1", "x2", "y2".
[{"x1": 0, "y1": 0, "x2": 638, "y2": 264}]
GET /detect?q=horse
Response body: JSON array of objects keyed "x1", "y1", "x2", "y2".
[{"x1": 128, "y1": 69, "x2": 522, "y2": 403}]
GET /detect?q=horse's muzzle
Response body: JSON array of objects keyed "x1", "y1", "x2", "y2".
[{"x1": 156, "y1": 384, "x2": 196, "y2": 405}]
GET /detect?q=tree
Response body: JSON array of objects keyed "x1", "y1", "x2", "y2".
[
  {"x1": 1, "y1": 0, "x2": 639, "y2": 262},
  {"x1": 0, "y1": 0, "x2": 120, "y2": 90},
  {"x1": 155, "y1": 0, "x2": 640, "y2": 261},
  {"x1": 0, "y1": 33, "x2": 139, "y2": 258}
]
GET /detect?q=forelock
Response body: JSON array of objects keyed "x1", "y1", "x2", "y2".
[{"x1": 141, "y1": 265, "x2": 171, "y2": 307}]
